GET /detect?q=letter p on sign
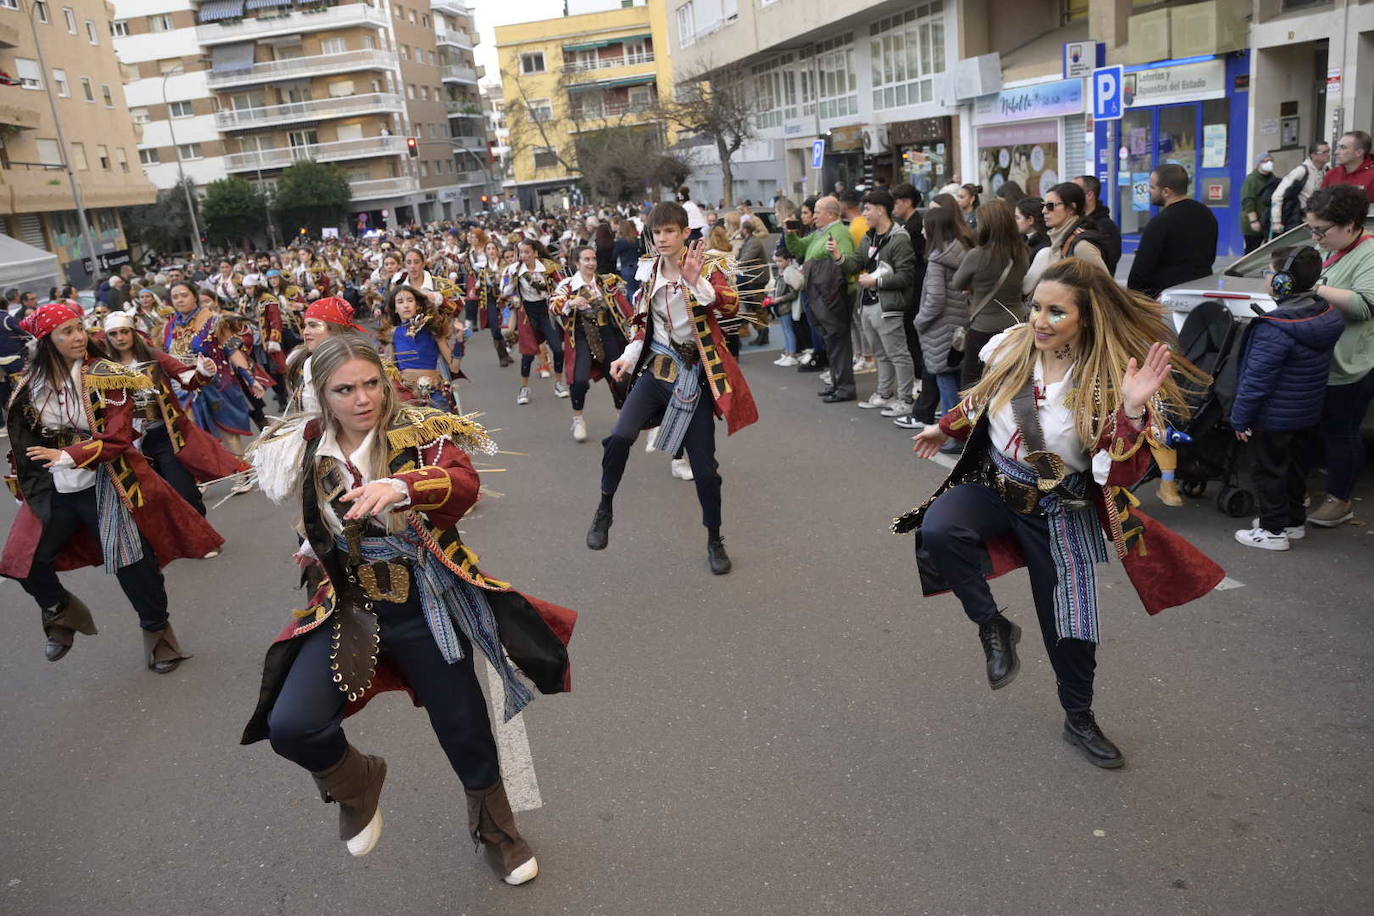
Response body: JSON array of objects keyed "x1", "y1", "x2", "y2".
[{"x1": 1094, "y1": 66, "x2": 1124, "y2": 121}]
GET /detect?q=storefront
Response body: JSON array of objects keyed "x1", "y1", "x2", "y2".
[
  {"x1": 889, "y1": 116, "x2": 955, "y2": 198},
  {"x1": 823, "y1": 125, "x2": 866, "y2": 193},
  {"x1": 970, "y1": 78, "x2": 1086, "y2": 199},
  {"x1": 1093, "y1": 52, "x2": 1251, "y2": 256}
]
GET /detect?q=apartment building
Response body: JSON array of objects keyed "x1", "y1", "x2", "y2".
[
  {"x1": 431, "y1": 0, "x2": 493, "y2": 214},
  {"x1": 0, "y1": 0, "x2": 156, "y2": 282},
  {"x1": 495, "y1": 1, "x2": 674, "y2": 210}
]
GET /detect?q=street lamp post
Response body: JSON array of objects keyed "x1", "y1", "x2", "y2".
[
  {"x1": 162, "y1": 70, "x2": 204, "y2": 259},
  {"x1": 23, "y1": 0, "x2": 99, "y2": 282}
]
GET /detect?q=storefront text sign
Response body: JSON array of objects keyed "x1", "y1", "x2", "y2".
[
  {"x1": 1124, "y1": 59, "x2": 1226, "y2": 109},
  {"x1": 971, "y1": 79, "x2": 1083, "y2": 126}
]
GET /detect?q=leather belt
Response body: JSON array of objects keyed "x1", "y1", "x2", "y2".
[
  {"x1": 649, "y1": 354, "x2": 679, "y2": 384},
  {"x1": 993, "y1": 473, "x2": 1045, "y2": 516}
]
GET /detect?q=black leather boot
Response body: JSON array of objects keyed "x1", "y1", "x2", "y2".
[
  {"x1": 707, "y1": 538, "x2": 731, "y2": 575},
  {"x1": 976, "y1": 614, "x2": 1021, "y2": 690},
  {"x1": 1063, "y1": 710, "x2": 1124, "y2": 768},
  {"x1": 494, "y1": 338, "x2": 512, "y2": 368},
  {"x1": 586, "y1": 505, "x2": 612, "y2": 550}
]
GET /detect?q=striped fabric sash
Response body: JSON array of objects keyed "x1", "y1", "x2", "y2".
[
  {"x1": 337, "y1": 532, "x2": 534, "y2": 721},
  {"x1": 95, "y1": 467, "x2": 144, "y2": 573},
  {"x1": 990, "y1": 448, "x2": 1109, "y2": 644},
  {"x1": 648, "y1": 340, "x2": 701, "y2": 456}
]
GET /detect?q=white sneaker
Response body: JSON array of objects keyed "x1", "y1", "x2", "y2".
[
  {"x1": 553, "y1": 380, "x2": 569, "y2": 398},
  {"x1": 346, "y1": 807, "x2": 383, "y2": 857},
  {"x1": 1250, "y1": 518, "x2": 1305, "y2": 540},
  {"x1": 671, "y1": 457, "x2": 694, "y2": 480},
  {"x1": 1234, "y1": 527, "x2": 1291, "y2": 551},
  {"x1": 854, "y1": 357, "x2": 877, "y2": 374},
  {"x1": 857, "y1": 392, "x2": 892, "y2": 409},
  {"x1": 504, "y1": 855, "x2": 539, "y2": 886},
  {"x1": 516, "y1": 386, "x2": 530, "y2": 405},
  {"x1": 571, "y1": 416, "x2": 587, "y2": 442},
  {"x1": 911, "y1": 381, "x2": 922, "y2": 399},
  {"x1": 645, "y1": 428, "x2": 659, "y2": 452},
  {"x1": 776, "y1": 355, "x2": 799, "y2": 367},
  {"x1": 800, "y1": 348, "x2": 813, "y2": 362},
  {"x1": 881, "y1": 400, "x2": 914, "y2": 418},
  {"x1": 819, "y1": 370, "x2": 832, "y2": 386}
]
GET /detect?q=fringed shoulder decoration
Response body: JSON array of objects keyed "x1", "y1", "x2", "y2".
[
  {"x1": 386, "y1": 406, "x2": 498, "y2": 457},
  {"x1": 248, "y1": 415, "x2": 311, "y2": 504},
  {"x1": 85, "y1": 359, "x2": 153, "y2": 392}
]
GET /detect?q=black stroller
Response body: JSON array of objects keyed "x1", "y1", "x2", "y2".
[{"x1": 1157, "y1": 300, "x2": 1256, "y2": 517}]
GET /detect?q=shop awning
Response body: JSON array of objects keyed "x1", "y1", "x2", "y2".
[
  {"x1": 211, "y1": 41, "x2": 256, "y2": 73},
  {"x1": 567, "y1": 74, "x2": 657, "y2": 92},
  {"x1": 562, "y1": 33, "x2": 651, "y2": 53},
  {"x1": 245, "y1": 0, "x2": 292, "y2": 10},
  {"x1": 197, "y1": 0, "x2": 245, "y2": 23}
]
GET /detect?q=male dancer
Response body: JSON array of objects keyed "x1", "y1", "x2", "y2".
[{"x1": 586, "y1": 202, "x2": 758, "y2": 574}]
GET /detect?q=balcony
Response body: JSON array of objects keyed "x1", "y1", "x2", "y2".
[
  {"x1": 453, "y1": 169, "x2": 488, "y2": 186},
  {"x1": 430, "y1": 0, "x2": 470, "y2": 17},
  {"x1": 207, "y1": 49, "x2": 399, "y2": 90},
  {"x1": 570, "y1": 101, "x2": 655, "y2": 121},
  {"x1": 441, "y1": 64, "x2": 480, "y2": 85},
  {"x1": 437, "y1": 30, "x2": 477, "y2": 49},
  {"x1": 562, "y1": 52, "x2": 655, "y2": 79},
  {"x1": 0, "y1": 20, "x2": 21, "y2": 49},
  {"x1": 224, "y1": 135, "x2": 406, "y2": 173},
  {"x1": 0, "y1": 100, "x2": 43, "y2": 130},
  {"x1": 215, "y1": 92, "x2": 405, "y2": 131},
  {"x1": 196, "y1": 3, "x2": 388, "y2": 47},
  {"x1": 451, "y1": 134, "x2": 486, "y2": 150},
  {"x1": 350, "y1": 175, "x2": 420, "y2": 200},
  {"x1": 446, "y1": 99, "x2": 483, "y2": 117}
]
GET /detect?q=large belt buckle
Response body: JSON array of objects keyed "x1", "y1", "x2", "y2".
[
  {"x1": 1023, "y1": 450, "x2": 1070, "y2": 493},
  {"x1": 651, "y1": 354, "x2": 678, "y2": 384},
  {"x1": 357, "y1": 560, "x2": 411, "y2": 603}
]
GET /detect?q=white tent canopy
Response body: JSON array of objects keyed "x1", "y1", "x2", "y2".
[{"x1": 0, "y1": 232, "x2": 60, "y2": 298}]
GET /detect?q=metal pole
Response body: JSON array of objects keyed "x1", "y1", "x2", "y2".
[
  {"x1": 24, "y1": 0, "x2": 98, "y2": 282},
  {"x1": 163, "y1": 72, "x2": 204, "y2": 259}
]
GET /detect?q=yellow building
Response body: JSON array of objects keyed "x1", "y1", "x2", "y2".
[{"x1": 494, "y1": 0, "x2": 673, "y2": 209}]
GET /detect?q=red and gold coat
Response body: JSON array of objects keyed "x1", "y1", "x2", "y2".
[
  {"x1": 550, "y1": 272, "x2": 635, "y2": 386},
  {"x1": 135, "y1": 351, "x2": 247, "y2": 482},
  {"x1": 510, "y1": 258, "x2": 567, "y2": 357}
]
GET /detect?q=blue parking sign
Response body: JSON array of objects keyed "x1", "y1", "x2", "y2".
[
  {"x1": 811, "y1": 139, "x2": 825, "y2": 169},
  {"x1": 1093, "y1": 66, "x2": 1124, "y2": 121}
]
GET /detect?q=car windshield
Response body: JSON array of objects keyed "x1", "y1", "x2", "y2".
[{"x1": 1224, "y1": 216, "x2": 1374, "y2": 278}]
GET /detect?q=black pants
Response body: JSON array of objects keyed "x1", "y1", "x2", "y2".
[
  {"x1": 919, "y1": 483, "x2": 1097, "y2": 712},
  {"x1": 812, "y1": 300, "x2": 854, "y2": 397},
  {"x1": 570, "y1": 323, "x2": 625, "y2": 411},
  {"x1": 518, "y1": 300, "x2": 564, "y2": 378},
  {"x1": 601, "y1": 370, "x2": 722, "y2": 529},
  {"x1": 1243, "y1": 234, "x2": 1264, "y2": 254},
  {"x1": 18, "y1": 487, "x2": 169, "y2": 631},
  {"x1": 1249, "y1": 428, "x2": 1308, "y2": 532},
  {"x1": 904, "y1": 312, "x2": 924, "y2": 378},
  {"x1": 267, "y1": 591, "x2": 500, "y2": 788},
  {"x1": 960, "y1": 328, "x2": 996, "y2": 388},
  {"x1": 912, "y1": 371, "x2": 941, "y2": 423},
  {"x1": 141, "y1": 424, "x2": 207, "y2": 516}
]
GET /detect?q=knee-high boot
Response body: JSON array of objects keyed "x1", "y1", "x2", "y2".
[
  {"x1": 312, "y1": 744, "x2": 388, "y2": 856},
  {"x1": 466, "y1": 781, "x2": 538, "y2": 885}
]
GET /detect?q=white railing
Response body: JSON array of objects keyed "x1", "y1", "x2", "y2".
[
  {"x1": 563, "y1": 51, "x2": 655, "y2": 75},
  {"x1": 571, "y1": 101, "x2": 655, "y2": 120},
  {"x1": 450, "y1": 134, "x2": 486, "y2": 149},
  {"x1": 215, "y1": 92, "x2": 404, "y2": 130},
  {"x1": 454, "y1": 169, "x2": 488, "y2": 185},
  {"x1": 350, "y1": 175, "x2": 420, "y2": 200},
  {"x1": 446, "y1": 99, "x2": 483, "y2": 116},
  {"x1": 196, "y1": 4, "x2": 387, "y2": 46},
  {"x1": 206, "y1": 49, "x2": 399, "y2": 90},
  {"x1": 430, "y1": 0, "x2": 470, "y2": 17},
  {"x1": 437, "y1": 30, "x2": 476, "y2": 48},
  {"x1": 223, "y1": 135, "x2": 406, "y2": 172},
  {"x1": 441, "y1": 65, "x2": 479, "y2": 84}
]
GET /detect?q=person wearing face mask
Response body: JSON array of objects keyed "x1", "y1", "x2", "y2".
[
  {"x1": 1240, "y1": 154, "x2": 1279, "y2": 253},
  {"x1": 899, "y1": 258, "x2": 1222, "y2": 769}
]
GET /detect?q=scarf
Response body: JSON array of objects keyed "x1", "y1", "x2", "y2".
[
  {"x1": 95, "y1": 464, "x2": 144, "y2": 573},
  {"x1": 648, "y1": 340, "x2": 701, "y2": 455}
]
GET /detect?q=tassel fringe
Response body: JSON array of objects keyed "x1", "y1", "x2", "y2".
[{"x1": 386, "y1": 408, "x2": 497, "y2": 456}]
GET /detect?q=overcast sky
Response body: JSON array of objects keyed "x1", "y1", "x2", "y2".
[{"x1": 468, "y1": 0, "x2": 565, "y2": 89}]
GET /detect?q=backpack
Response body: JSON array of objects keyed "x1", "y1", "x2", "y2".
[
  {"x1": 1061, "y1": 225, "x2": 1111, "y2": 268},
  {"x1": 1278, "y1": 166, "x2": 1310, "y2": 232},
  {"x1": 1255, "y1": 176, "x2": 1281, "y2": 235}
]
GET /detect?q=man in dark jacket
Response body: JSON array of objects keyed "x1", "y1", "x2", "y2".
[
  {"x1": 891, "y1": 182, "x2": 939, "y2": 429},
  {"x1": 1127, "y1": 164, "x2": 1218, "y2": 298},
  {"x1": 1073, "y1": 175, "x2": 1122, "y2": 276},
  {"x1": 1231, "y1": 246, "x2": 1346, "y2": 551}
]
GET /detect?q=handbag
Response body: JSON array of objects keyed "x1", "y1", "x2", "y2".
[{"x1": 950, "y1": 259, "x2": 1014, "y2": 357}]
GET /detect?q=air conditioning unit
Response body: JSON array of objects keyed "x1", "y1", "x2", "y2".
[
  {"x1": 862, "y1": 125, "x2": 889, "y2": 156},
  {"x1": 952, "y1": 53, "x2": 1002, "y2": 101}
]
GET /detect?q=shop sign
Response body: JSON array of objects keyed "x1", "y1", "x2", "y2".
[
  {"x1": 828, "y1": 125, "x2": 864, "y2": 151},
  {"x1": 96, "y1": 249, "x2": 131, "y2": 272},
  {"x1": 1327, "y1": 68, "x2": 1342, "y2": 95},
  {"x1": 972, "y1": 78, "x2": 1083, "y2": 126},
  {"x1": 1123, "y1": 59, "x2": 1226, "y2": 109},
  {"x1": 1063, "y1": 41, "x2": 1103, "y2": 80},
  {"x1": 888, "y1": 116, "x2": 950, "y2": 146}
]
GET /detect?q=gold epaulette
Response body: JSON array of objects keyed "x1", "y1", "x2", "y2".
[
  {"x1": 386, "y1": 406, "x2": 497, "y2": 456},
  {"x1": 600, "y1": 272, "x2": 623, "y2": 288},
  {"x1": 703, "y1": 253, "x2": 735, "y2": 276},
  {"x1": 85, "y1": 359, "x2": 153, "y2": 391}
]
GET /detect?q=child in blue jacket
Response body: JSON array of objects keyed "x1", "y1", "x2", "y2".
[{"x1": 1232, "y1": 246, "x2": 1345, "y2": 550}]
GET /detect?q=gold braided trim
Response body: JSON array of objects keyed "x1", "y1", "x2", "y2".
[
  {"x1": 85, "y1": 360, "x2": 153, "y2": 392},
  {"x1": 1106, "y1": 406, "x2": 1150, "y2": 462},
  {"x1": 385, "y1": 406, "x2": 497, "y2": 456}
]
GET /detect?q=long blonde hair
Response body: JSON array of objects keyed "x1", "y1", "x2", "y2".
[
  {"x1": 309, "y1": 336, "x2": 404, "y2": 494},
  {"x1": 967, "y1": 258, "x2": 1209, "y2": 447}
]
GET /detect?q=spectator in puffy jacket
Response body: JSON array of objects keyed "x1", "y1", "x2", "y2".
[
  {"x1": 1231, "y1": 246, "x2": 1346, "y2": 552},
  {"x1": 916, "y1": 205, "x2": 970, "y2": 426}
]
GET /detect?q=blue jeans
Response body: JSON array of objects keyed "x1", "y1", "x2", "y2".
[
  {"x1": 936, "y1": 371, "x2": 961, "y2": 416},
  {"x1": 1321, "y1": 369, "x2": 1374, "y2": 499},
  {"x1": 779, "y1": 314, "x2": 799, "y2": 354}
]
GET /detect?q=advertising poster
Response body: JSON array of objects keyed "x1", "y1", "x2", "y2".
[
  {"x1": 975, "y1": 122, "x2": 1060, "y2": 197},
  {"x1": 1132, "y1": 172, "x2": 1152, "y2": 212}
]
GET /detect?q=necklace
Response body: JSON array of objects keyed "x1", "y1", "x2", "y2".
[{"x1": 1053, "y1": 343, "x2": 1074, "y2": 362}]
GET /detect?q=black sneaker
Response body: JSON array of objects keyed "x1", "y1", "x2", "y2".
[
  {"x1": 707, "y1": 538, "x2": 731, "y2": 575},
  {"x1": 1063, "y1": 710, "x2": 1125, "y2": 768},
  {"x1": 977, "y1": 614, "x2": 1021, "y2": 689},
  {"x1": 586, "y1": 506, "x2": 612, "y2": 550}
]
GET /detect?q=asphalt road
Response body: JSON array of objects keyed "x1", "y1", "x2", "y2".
[{"x1": 2, "y1": 340, "x2": 1370, "y2": 916}]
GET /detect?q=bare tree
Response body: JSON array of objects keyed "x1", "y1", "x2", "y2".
[{"x1": 654, "y1": 64, "x2": 756, "y2": 206}]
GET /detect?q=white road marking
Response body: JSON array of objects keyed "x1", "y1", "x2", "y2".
[
  {"x1": 929, "y1": 452, "x2": 958, "y2": 470},
  {"x1": 1214, "y1": 576, "x2": 1245, "y2": 591},
  {"x1": 483, "y1": 659, "x2": 543, "y2": 812}
]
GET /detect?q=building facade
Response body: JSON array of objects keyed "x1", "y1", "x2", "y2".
[
  {"x1": 0, "y1": 0, "x2": 156, "y2": 282},
  {"x1": 495, "y1": 1, "x2": 675, "y2": 211}
]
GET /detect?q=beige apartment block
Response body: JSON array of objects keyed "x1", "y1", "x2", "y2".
[{"x1": 0, "y1": 0, "x2": 156, "y2": 279}]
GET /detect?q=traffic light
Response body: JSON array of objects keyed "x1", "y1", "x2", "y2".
[
  {"x1": 406, "y1": 137, "x2": 418, "y2": 158},
  {"x1": 480, "y1": 195, "x2": 489, "y2": 203}
]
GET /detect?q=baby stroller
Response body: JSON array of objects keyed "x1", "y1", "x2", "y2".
[{"x1": 1161, "y1": 300, "x2": 1256, "y2": 517}]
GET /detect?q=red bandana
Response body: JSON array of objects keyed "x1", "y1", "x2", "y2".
[
  {"x1": 19, "y1": 302, "x2": 84, "y2": 339},
  {"x1": 304, "y1": 297, "x2": 364, "y2": 331}
]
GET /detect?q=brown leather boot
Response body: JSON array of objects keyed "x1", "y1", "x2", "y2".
[
  {"x1": 466, "y1": 782, "x2": 538, "y2": 885},
  {"x1": 494, "y1": 338, "x2": 512, "y2": 368},
  {"x1": 1156, "y1": 479, "x2": 1184, "y2": 507},
  {"x1": 141, "y1": 623, "x2": 192, "y2": 673},
  {"x1": 312, "y1": 745, "x2": 387, "y2": 856},
  {"x1": 42, "y1": 592, "x2": 98, "y2": 662}
]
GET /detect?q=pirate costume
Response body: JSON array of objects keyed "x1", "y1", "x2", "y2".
[
  {"x1": 464, "y1": 251, "x2": 512, "y2": 366},
  {"x1": 504, "y1": 257, "x2": 568, "y2": 398},
  {"x1": 586, "y1": 253, "x2": 758, "y2": 574},
  {"x1": 893, "y1": 330, "x2": 1224, "y2": 766},
  {"x1": 1, "y1": 304, "x2": 223, "y2": 671},
  {"x1": 550, "y1": 270, "x2": 635, "y2": 427},
  {"x1": 245, "y1": 406, "x2": 576, "y2": 884}
]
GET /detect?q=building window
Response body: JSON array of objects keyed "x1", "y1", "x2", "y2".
[
  {"x1": 321, "y1": 37, "x2": 347, "y2": 54},
  {"x1": 420, "y1": 85, "x2": 429, "y2": 100},
  {"x1": 406, "y1": 84, "x2": 414, "y2": 99},
  {"x1": 63, "y1": 7, "x2": 76, "y2": 33},
  {"x1": 71, "y1": 141, "x2": 88, "y2": 170},
  {"x1": 178, "y1": 143, "x2": 202, "y2": 160},
  {"x1": 52, "y1": 68, "x2": 69, "y2": 97},
  {"x1": 393, "y1": 3, "x2": 402, "y2": 18},
  {"x1": 15, "y1": 58, "x2": 43, "y2": 90},
  {"x1": 408, "y1": 10, "x2": 415, "y2": 23},
  {"x1": 149, "y1": 14, "x2": 173, "y2": 32},
  {"x1": 399, "y1": 44, "x2": 409, "y2": 60},
  {"x1": 115, "y1": 147, "x2": 129, "y2": 172},
  {"x1": 139, "y1": 148, "x2": 160, "y2": 165},
  {"x1": 84, "y1": 19, "x2": 98, "y2": 44},
  {"x1": 111, "y1": 19, "x2": 127, "y2": 37},
  {"x1": 526, "y1": 98, "x2": 552, "y2": 122},
  {"x1": 101, "y1": 84, "x2": 114, "y2": 107},
  {"x1": 34, "y1": 1, "x2": 49, "y2": 23},
  {"x1": 520, "y1": 52, "x2": 545, "y2": 74},
  {"x1": 131, "y1": 107, "x2": 149, "y2": 124},
  {"x1": 419, "y1": 161, "x2": 429, "y2": 177},
  {"x1": 870, "y1": 3, "x2": 944, "y2": 110},
  {"x1": 422, "y1": 13, "x2": 428, "y2": 26},
  {"x1": 676, "y1": 2, "x2": 695, "y2": 48},
  {"x1": 169, "y1": 100, "x2": 193, "y2": 118},
  {"x1": 80, "y1": 77, "x2": 95, "y2": 102},
  {"x1": 533, "y1": 146, "x2": 558, "y2": 169},
  {"x1": 814, "y1": 33, "x2": 857, "y2": 120},
  {"x1": 97, "y1": 145, "x2": 110, "y2": 169},
  {"x1": 36, "y1": 138, "x2": 62, "y2": 166},
  {"x1": 415, "y1": 48, "x2": 424, "y2": 64}
]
